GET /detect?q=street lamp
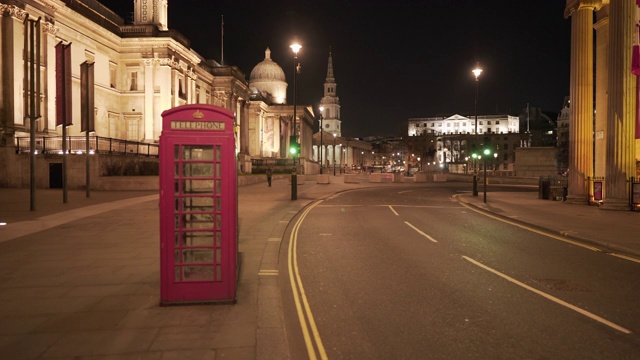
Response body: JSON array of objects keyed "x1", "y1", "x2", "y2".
[
  {"x1": 482, "y1": 147, "x2": 493, "y2": 203},
  {"x1": 319, "y1": 105, "x2": 324, "y2": 174},
  {"x1": 472, "y1": 62, "x2": 483, "y2": 196},
  {"x1": 333, "y1": 133, "x2": 336, "y2": 176},
  {"x1": 290, "y1": 42, "x2": 301, "y2": 201}
]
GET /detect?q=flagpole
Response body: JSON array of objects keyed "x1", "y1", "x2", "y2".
[{"x1": 221, "y1": 15, "x2": 224, "y2": 65}]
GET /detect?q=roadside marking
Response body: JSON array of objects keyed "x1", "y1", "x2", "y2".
[
  {"x1": 610, "y1": 253, "x2": 640, "y2": 264},
  {"x1": 259, "y1": 269, "x2": 279, "y2": 276},
  {"x1": 267, "y1": 237, "x2": 281, "y2": 242},
  {"x1": 456, "y1": 198, "x2": 602, "y2": 252},
  {"x1": 288, "y1": 200, "x2": 328, "y2": 360},
  {"x1": 404, "y1": 221, "x2": 438, "y2": 243},
  {"x1": 388, "y1": 205, "x2": 399, "y2": 216},
  {"x1": 462, "y1": 256, "x2": 632, "y2": 334},
  {"x1": 398, "y1": 190, "x2": 413, "y2": 194}
]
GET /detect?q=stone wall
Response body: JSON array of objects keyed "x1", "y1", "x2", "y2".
[{"x1": 514, "y1": 147, "x2": 558, "y2": 177}]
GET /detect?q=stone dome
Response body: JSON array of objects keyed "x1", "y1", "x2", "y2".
[
  {"x1": 250, "y1": 48, "x2": 286, "y2": 82},
  {"x1": 249, "y1": 48, "x2": 288, "y2": 105}
]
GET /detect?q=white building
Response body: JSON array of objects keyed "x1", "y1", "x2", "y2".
[{"x1": 408, "y1": 114, "x2": 520, "y2": 136}]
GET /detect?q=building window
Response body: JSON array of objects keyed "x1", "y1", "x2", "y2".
[
  {"x1": 127, "y1": 118, "x2": 139, "y2": 140},
  {"x1": 129, "y1": 71, "x2": 138, "y2": 91},
  {"x1": 487, "y1": 121, "x2": 491, "y2": 125},
  {"x1": 109, "y1": 62, "x2": 117, "y2": 88}
]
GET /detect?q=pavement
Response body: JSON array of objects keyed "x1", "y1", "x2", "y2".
[{"x1": 0, "y1": 175, "x2": 638, "y2": 359}]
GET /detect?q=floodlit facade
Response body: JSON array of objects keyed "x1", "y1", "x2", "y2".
[
  {"x1": 0, "y1": 0, "x2": 317, "y2": 187},
  {"x1": 408, "y1": 114, "x2": 520, "y2": 136}
]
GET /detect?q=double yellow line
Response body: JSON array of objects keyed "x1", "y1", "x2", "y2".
[{"x1": 287, "y1": 200, "x2": 328, "y2": 360}]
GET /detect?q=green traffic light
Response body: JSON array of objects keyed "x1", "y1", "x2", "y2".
[
  {"x1": 289, "y1": 141, "x2": 300, "y2": 155},
  {"x1": 483, "y1": 148, "x2": 491, "y2": 155}
]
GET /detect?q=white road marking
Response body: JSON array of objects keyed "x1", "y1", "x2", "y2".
[
  {"x1": 462, "y1": 256, "x2": 632, "y2": 334},
  {"x1": 404, "y1": 221, "x2": 438, "y2": 243}
]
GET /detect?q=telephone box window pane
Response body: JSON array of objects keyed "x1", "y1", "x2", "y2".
[
  {"x1": 182, "y1": 146, "x2": 214, "y2": 160},
  {"x1": 174, "y1": 250, "x2": 181, "y2": 263},
  {"x1": 174, "y1": 180, "x2": 180, "y2": 195},
  {"x1": 174, "y1": 163, "x2": 180, "y2": 177},
  {"x1": 184, "y1": 220, "x2": 214, "y2": 230},
  {"x1": 175, "y1": 267, "x2": 180, "y2": 281},
  {"x1": 175, "y1": 231, "x2": 215, "y2": 246},
  {"x1": 215, "y1": 180, "x2": 221, "y2": 195},
  {"x1": 182, "y1": 249, "x2": 213, "y2": 264},
  {"x1": 183, "y1": 163, "x2": 214, "y2": 177},
  {"x1": 215, "y1": 145, "x2": 221, "y2": 161},
  {"x1": 215, "y1": 265, "x2": 222, "y2": 281},
  {"x1": 183, "y1": 180, "x2": 214, "y2": 193},
  {"x1": 183, "y1": 266, "x2": 214, "y2": 281},
  {"x1": 180, "y1": 196, "x2": 214, "y2": 211},
  {"x1": 182, "y1": 213, "x2": 214, "y2": 222},
  {"x1": 216, "y1": 197, "x2": 221, "y2": 210},
  {"x1": 215, "y1": 248, "x2": 222, "y2": 263},
  {"x1": 215, "y1": 163, "x2": 221, "y2": 177},
  {"x1": 215, "y1": 214, "x2": 221, "y2": 229},
  {"x1": 174, "y1": 145, "x2": 180, "y2": 159},
  {"x1": 214, "y1": 231, "x2": 221, "y2": 246}
]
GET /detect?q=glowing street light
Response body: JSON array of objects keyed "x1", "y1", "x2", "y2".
[
  {"x1": 319, "y1": 105, "x2": 324, "y2": 174},
  {"x1": 471, "y1": 62, "x2": 483, "y2": 197},
  {"x1": 290, "y1": 42, "x2": 301, "y2": 200}
]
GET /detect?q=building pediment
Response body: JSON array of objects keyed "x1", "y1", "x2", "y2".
[{"x1": 444, "y1": 114, "x2": 470, "y2": 121}]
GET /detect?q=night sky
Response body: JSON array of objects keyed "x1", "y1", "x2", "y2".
[{"x1": 99, "y1": 0, "x2": 571, "y2": 138}]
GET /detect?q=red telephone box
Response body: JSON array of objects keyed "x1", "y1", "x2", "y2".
[{"x1": 159, "y1": 104, "x2": 237, "y2": 305}]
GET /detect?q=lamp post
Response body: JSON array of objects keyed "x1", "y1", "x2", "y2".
[
  {"x1": 472, "y1": 63, "x2": 483, "y2": 196},
  {"x1": 290, "y1": 42, "x2": 301, "y2": 201},
  {"x1": 482, "y1": 148, "x2": 492, "y2": 203},
  {"x1": 319, "y1": 105, "x2": 324, "y2": 174},
  {"x1": 333, "y1": 133, "x2": 337, "y2": 176}
]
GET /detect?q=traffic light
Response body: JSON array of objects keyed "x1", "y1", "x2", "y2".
[
  {"x1": 289, "y1": 136, "x2": 300, "y2": 156},
  {"x1": 471, "y1": 144, "x2": 478, "y2": 159}
]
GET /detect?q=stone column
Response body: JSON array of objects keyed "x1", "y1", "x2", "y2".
[
  {"x1": 564, "y1": 0, "x2": 601, "y2": 203},
  {"x1": 594, "y1": 5, "x2": 609, "y2": 179},
  {"x1": 42, "y1": 21, "x2": 59, "y2": 133},
  {"x1": 604, "y1": 0, "x2": 637, "y2": 209},
  {"x1": 143, "y1": 59, "x2": 154, "y2": 141}
]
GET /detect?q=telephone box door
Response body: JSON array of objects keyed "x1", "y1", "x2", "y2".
[{"x1": 159, "y1": 105, "x2": 237, "y2": 305}]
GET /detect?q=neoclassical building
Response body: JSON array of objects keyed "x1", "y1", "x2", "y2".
[
  {"x1": 564, "y1": 0, "x2": 639, "y2": 208},
  {"x1": 408, "y1": 114, "x2": 520, "y2": 136},
  {"x1": 0, "y1": 0, "x2": 317, "y2": 187}
]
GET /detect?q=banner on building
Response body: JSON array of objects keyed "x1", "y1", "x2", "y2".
[
  {"x1": 55, "y1": 42, "x2": 72, "y2": 127},
  {"x1": 80, "y1": 61, "x2": 95, "y2": 132}
]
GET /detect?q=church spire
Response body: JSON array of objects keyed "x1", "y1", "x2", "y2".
[
  {"x1": 320, "y1": 47, "x2": 341, "y2": 137},
  {"x1": 325, "y1": 47, "x2": 335, "y2": 83}
]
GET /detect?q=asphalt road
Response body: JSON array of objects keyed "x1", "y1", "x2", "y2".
[{"x1": 280, "y1": 183, "x2": 640, "y2": 360}]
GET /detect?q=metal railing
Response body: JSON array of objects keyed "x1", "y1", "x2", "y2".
[{"x1": 15, "y1": 136, "x2": 158, "y2": 157}]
